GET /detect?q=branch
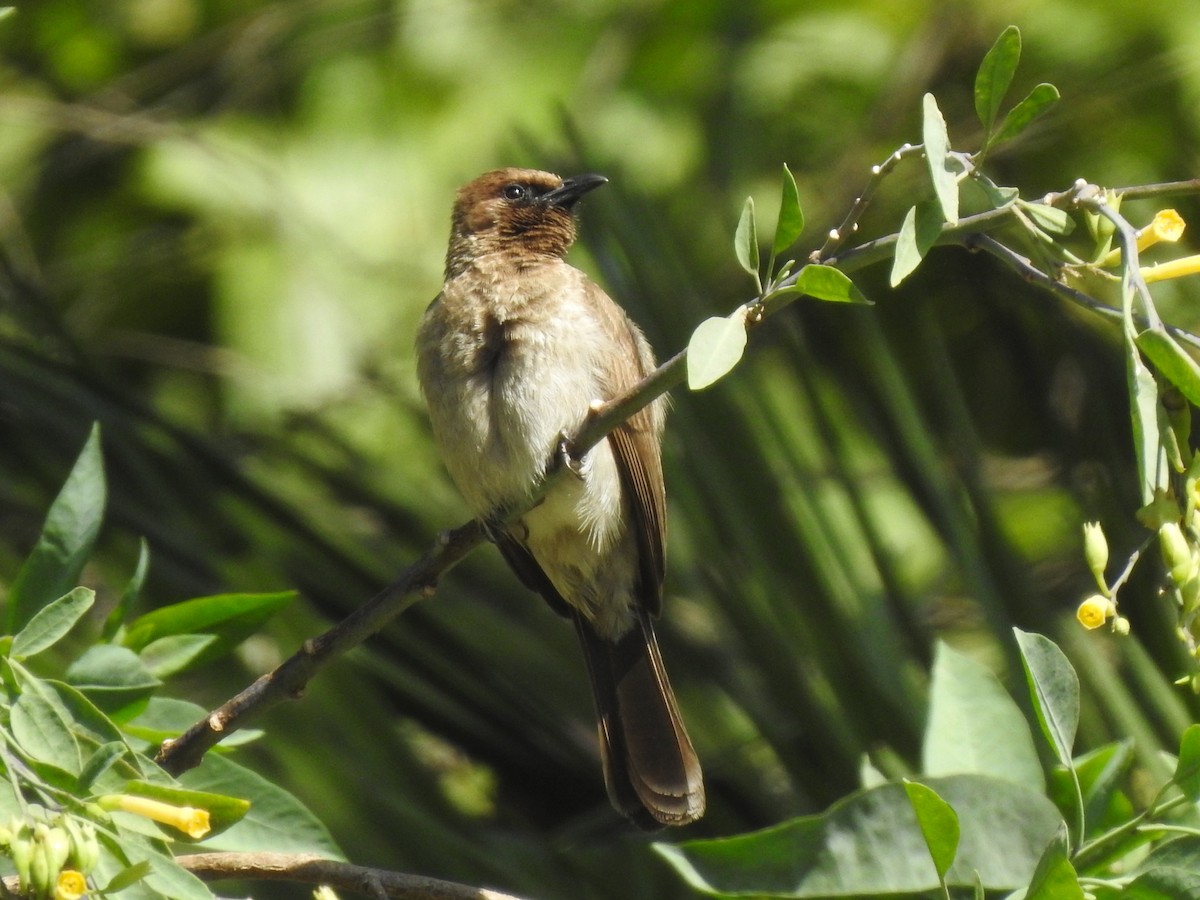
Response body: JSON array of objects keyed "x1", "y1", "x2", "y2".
[
  {"x1": 177, "y1": 853, "x2": 530, "y2": 900},
  {"x1": 158, "y1": 173, "x2": 1200, "y2": 775}
]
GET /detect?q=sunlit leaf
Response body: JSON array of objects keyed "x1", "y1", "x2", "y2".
[
  {"x1": 687, "y1": 311, "x2": 748, "y2": 391},
  {"x1": 789, "y1": 264, "x2": 870, "y2": 304},
  {"x1": 734, "y1": 196, "x2": 759, "y2": 282},
  {"x1": 1024, "y1": 826, "x2": 1083, "y2": 900},
  {"x1": 891, "y1": 201, "x2": 944, "y2": 287},
  {"x1": 922, "y1": 93, "x2": 959, "y2": 224},
  {"x1": 11, "y1": 586, "x2": 95, "y2": 659},
  {"x1": 975, "y1": 26, "x2": 1022, "y2": 137},
  {"x1": 1013, "y1": 629, "x2": 1079, "y2": 767},
  {"x1": 904, "y1": 780, "x2": 959, "y2": 880},
  {"x1": 772, "y1": 164, "x2": 805, "y2": 258},
  {"x1": 655, "y1": 775, "x2": 1063, "y2": 896},
  {"x1": 1136, "y1": 328, "x2": 1200, "y2": 408},
  {"x1": 991, "y1": 83, "x2": 1061, "y2": 147},
  {"x1": 923, "y1": 642, "x2": 1043, "y2": 791},
  {"x1": 1019, "y1": 200, "x2": 1075, "y2": 237},
  {"x1": 1174, "y1": 724, "x2": 1200, "y2": 801},
  {"x1": 7, "y1": 424, "x2": 105, "y2": 633},
  {"x1": 105, "y1": 538, "x2": 150, "y2": 641}
]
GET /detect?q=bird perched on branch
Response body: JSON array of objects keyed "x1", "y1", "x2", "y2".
[{"x1": 415, "y1": 167, "x2": 704, "y2": 828}]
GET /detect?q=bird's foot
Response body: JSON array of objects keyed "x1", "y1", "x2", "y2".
[{"x1": 558, "y1": 430, "x2": 586, "y2": 479}]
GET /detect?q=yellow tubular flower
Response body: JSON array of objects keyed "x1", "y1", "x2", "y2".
[
  {"x1": 101, "y1": 795, "x2": 211, "y2": 839},
  {"x1": 1142, "y1": 254, "x2": 1200, "y2": 284},
  {"x1": 55, "y1": 870, "x2": 87, "y2": 900},
  {"x1": 1077, "y1": 594, "x2": 1111, "y2": 630},
  {"x1": 1137, "y1": 209, "x2": 1186, "y2": 251}
]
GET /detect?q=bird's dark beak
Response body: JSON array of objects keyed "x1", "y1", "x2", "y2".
[{"x1": 543, "y1": 173, "x2": 608, "y2": 209}]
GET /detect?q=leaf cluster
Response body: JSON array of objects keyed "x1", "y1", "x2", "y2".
[{"x1": 0, "y1": 427, "x2": 337, "y2": 899}]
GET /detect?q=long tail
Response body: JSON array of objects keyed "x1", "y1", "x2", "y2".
[{"x1": 573, "y1": 609, "x2": 705, "y2": 828}]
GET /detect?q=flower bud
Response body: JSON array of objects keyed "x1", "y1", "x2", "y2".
[
  {"x1": 1082, "y1": 522, "x2": 1109, "y2": 589},
  {"x1": 29, "y1": 837, "x2": 52, "y2": 900},
  {"x1": 42, "y1": 826, "x2": 70, "y2": 876},
  {"x1": 1160, "y1": 522, "x2": 1195, "y2": 585},
  {"x1": 1112, "y1": 615, "x2": 1130, "y2": 636}
]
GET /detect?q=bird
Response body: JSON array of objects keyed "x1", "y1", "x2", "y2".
[{"x1": 414, "y1": 167, "x2": 704, "y2": 828}]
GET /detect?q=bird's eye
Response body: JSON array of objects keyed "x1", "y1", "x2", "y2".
[{"x1": 502, "y1": 183, "x2": 527, "y2": 201}]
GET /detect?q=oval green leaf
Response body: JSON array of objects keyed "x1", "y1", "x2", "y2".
[
  {"x1": 655, "y1": 774, "x2": 1064, "y2": 896},
  {"x1": 11, "y1": 586, "x2": 96, "y2": 659},
  {"x1": 687, "y1": 312, "x2": 748, "y2": 391},
  {"x1": 975, "y1": 26, "x2": 1022, "y2": 136},
  {"x1": 891, "y1": 201, "x2": 944, "y2": 287},
  {"x1": 792, "y1": 264, "x2": 870, "y2": 304},
  {"x1": 7, "y1": 424, "x2": 106, "y2": 633},
  {"x1": 991, "y1": 83, "x2": 1061, "y2": 147},
  {"x1": 1013, "y1": 628, "x2": 1079, "y2": 767},
  {"x1": 904, "y1": 780, "x2": 960, "y2": 880},
  {"x1": 1174, "y1": 724, "x2": 1200, "y2": 801},
  {"x1": 923, "y1": 642, "x2": 1043, "y2": 791},
  {"x1": 1136, "y1": 327, "x2": 1200, "y2": 408},
  {"x1": 773, "y1": 164, "x2": 805, "y2": 258},
  {"x1": 734, "y1": 196, "x2": 759, "y2": 282},
  {"x1": 922, "y1": 93, "x2": 959, "y2": 224}
]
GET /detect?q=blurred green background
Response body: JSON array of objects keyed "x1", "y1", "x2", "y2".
[{"x1": 2, "y1": 1, "x2": 1199, "y2": 897}]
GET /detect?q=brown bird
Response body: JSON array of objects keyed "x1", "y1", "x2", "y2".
[{"x1": 415, "y1": 168, "x2": 704, "y2": 828}]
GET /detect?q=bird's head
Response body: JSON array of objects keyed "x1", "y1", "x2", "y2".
[{"x1": 445, "y1": 168, "x2": 607, "y2": 277}]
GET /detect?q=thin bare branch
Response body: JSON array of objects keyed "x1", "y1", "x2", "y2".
[{"x1": 176, "y1": 852, "x2": 530, "y2": 900}]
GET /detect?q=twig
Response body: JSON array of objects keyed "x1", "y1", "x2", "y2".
[
  {"x1": 811, "y1": 143, "x2": 924, "y2": 262},
  {"x1": 158, "y1": 173, "x2": 1200, "y2": 775},
  {"x1": 178, "y1": 852, "x2": 530, "y2": 900}
]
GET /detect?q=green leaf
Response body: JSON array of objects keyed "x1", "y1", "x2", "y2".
[
  {"x1": 791, "y1": 264, "x2": 870, "y2": 304},
  {"x1": 122, "y1": 591, "x2": 296, "y2": 666},
  {"x1": 1013, "y1": 629, "x2": 1079, "y2": 767},
  {"x1": 1137, "y1": 328, "x2": 1200, "y2": 408},
  {"x1": 105, "y1": 538, "x2": 150, "y2": 641},
  {"x1": 687, "y1": 310, "x2": 748, "y2": 391},
  {"x1": 1018, "y1": 200, "x2": 1076, "y2": 237},
  {"x1": 66, "y1": 644, "x2": 161, "y2": 712},
  {"x1": 923, "y1": 642, "x2": 1044, "y2": 791},
  {"x1": 78, "y1": 741, "x2": 133, "y2": 793},
  {"x1": 11, "y1": 586, "x2": 95, "y2": 659},
  {"x1": 7, "y1": 424, "x2": 106, "y2": 633},
  {"x1": 119, "y1": 778, "x2": 251, "y2": 839},
  {"x1": 1129, "y1": 338, "x2": 1165, "y2": 503},
  {"x1": 118, "y1": 833, "x2": 215, "y2": 900},
  {"x1": 97, "y1": 860, "x2": 152, "y2": 894},
  {"x1": 922, "y1": 93, "x2": 959, "y2": 224},
  {"x1": 1025, "y1": 826, "x2": 1083, "y2": 900},
  {"x1": 734, "y1": 196, "x2": 759, "y2": 283},
  {"x1": 124, "y1": 697, "x2": 262, "y2": 748},
  {"x1": 654, "y1": 774, "x2": 1064, "y2": 896},
  {"x1": 990, "y1": 83, "x2": 1061, "y2": 147},
  {"x1": 975, "y1": 26, "x2": 1022, "y2": 136},
  {"x1": 11, "y1": 680, "x2": 83, "y2": 775},
  {"x1": 772, "y1": 164, "x2": 805, "y2": 259},
  {"x1": 139, "y1": 634, "x2": 219, "y2": 679},
  {"x1": 1174, "y1": 724, "x2": 1200, "y2": 801},
  {"x1": 1068, "y1": 740, "x2": 1135, "y2": 837},
  {"x1": 890, "y1": 201, "x2": 944, "y2": 287},
  {"x1": 904, "y1": 780, "x2": 959, "y2": 880},
  {"x1": 181, "y1": 752, "x2": 343, "y2": 857}
]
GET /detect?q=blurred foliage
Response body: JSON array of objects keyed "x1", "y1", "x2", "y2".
[{"x1": 2, "y1": 1, "x2": 1200, "y2": 898}]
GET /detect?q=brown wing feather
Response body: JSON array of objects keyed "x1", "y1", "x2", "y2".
[{"x1": 589, "y1": 279, "x2": 667, "y2": 617}]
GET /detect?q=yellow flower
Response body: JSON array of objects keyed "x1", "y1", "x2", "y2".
[
  {"x1": 101, "y1": 794, "x2": 211, "y2": 839},
  {"x1": 55, "y1": 869, "x2": 87, "y2": 900},
  {"x1": 1137, "y1": 209, "x2": 1186, "y2": 251},
  {"x1": 1099, "y1": 209, "x2": 1186, "y2": 266},
  {"x1": 1077, "y1": 594, "x2": 1111, "y2": 630},
  {"x1": 1141, "y1": 253, "x2": 1200, "y2": 284}
]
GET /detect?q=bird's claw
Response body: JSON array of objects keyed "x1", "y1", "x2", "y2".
[{"x1": 558, "y1": 431, "x2": 585, "y2": 479}]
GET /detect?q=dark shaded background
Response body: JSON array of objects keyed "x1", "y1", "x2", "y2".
[{"x1": 2, "y1": 1, "x2": 1199, "y2": 896}]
